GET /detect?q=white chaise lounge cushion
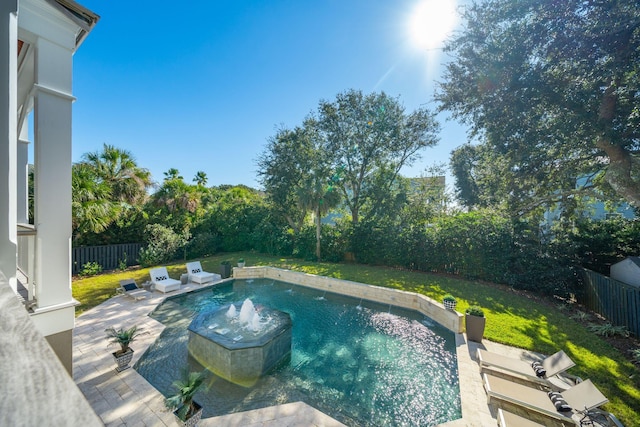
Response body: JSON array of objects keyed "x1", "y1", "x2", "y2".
[
  {"x1": 149, "y1": 267, "x2": 181, "y2": 293},
  {"x1": 186, "y1": 261, "x2": 220, "y2": 284}
]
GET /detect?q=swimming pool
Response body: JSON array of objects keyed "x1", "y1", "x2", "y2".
[{"x1": 135, "y1": 278, "x2": 461, "y2": 426}]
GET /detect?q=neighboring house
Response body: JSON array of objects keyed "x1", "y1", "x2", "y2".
[
  {"x1": 611, "y1": 257, "x2": 640, "y2": 288},
  {"x1": 1, "y1": 1, "x2": 102, "y2": 425},
  {"x1": 541, "y1": 174, "x2": 636, "y2": 233}
]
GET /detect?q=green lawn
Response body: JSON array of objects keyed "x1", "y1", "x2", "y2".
[{"x1": 72, "y1": 252, "x2": 640, "y2": 426}]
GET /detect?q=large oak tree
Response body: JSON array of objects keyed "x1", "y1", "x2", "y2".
[
  {"x1": 438, "y1": 0, "x2": 640, "y2": 207},
  {"x1": 317, "y1": 89, "x2": 440, "y2": 223}
]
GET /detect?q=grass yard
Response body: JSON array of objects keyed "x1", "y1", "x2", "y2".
[{"x1": 73, "y1": 252, "x2": 640, "y2": 426}]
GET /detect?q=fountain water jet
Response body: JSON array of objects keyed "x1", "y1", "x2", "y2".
[
  {"x1": 226, "y1": 304, "x2": 237, "y2": 318},
  {"x1": 188, "y1": 300, "x2": 292, "y2": 387},
  {"x1": 239, "y1": 298, "x2": 256, "y2": 326}
]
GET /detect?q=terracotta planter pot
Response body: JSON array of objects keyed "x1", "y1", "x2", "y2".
[
  {"x1": 465, "y1": 314, "x2": 486, "y2": 342},
  {"x1": 112, "y1": 348, "x2": 134, "y2": 372}
]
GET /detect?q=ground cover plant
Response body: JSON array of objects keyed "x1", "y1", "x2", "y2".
[{"x1": 72, "y1": 252, "x2": 640, "y2": 425}]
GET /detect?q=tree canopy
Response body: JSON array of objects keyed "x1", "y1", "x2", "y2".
[
  {"x1": 72, "y1": 144, "x2": 151, "y2": 239},
  {"x1": 257, "y1": 90, "x2": 440, "y2": 259},
  {"x1": 318, "y1": 89, "x2": 440, "y2": 223},
  {"x1": 438, "y1": 0, "x2": 640, "y2": 208}
]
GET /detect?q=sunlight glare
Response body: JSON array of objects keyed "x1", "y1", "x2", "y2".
[{"x1": 408, "y1": 0, "x2": 458, "y2": 50}]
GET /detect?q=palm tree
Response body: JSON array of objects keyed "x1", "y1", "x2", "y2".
[
  {"x1": 297, "y1": 170, "x2": 341, "y2": 262},
  {"x1": 82, "y1": 144, "x2": 152, "y2": 205},
  {"x1": 295, "y1": 121, "x2": 341, "y2": 261},
  {"x1": 193, "y1": 171, "x2": 208, "y2": 187},
  {"x1": 163, "y1": 168, "x2": 183, "y2": 182},
  {"x1": 72, "y1": 163, "x2": 118, "y2": 239}
]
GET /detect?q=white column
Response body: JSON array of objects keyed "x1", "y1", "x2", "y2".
[
  {"x1": 0, "y1": 0, "x2": 18, "y2": 293},
  {"x1": 17, "y1": 122, "x2": 29, "y2": 224},
  {"x1": 33, "y1": 37, "x2": 74, "y2": 308}
]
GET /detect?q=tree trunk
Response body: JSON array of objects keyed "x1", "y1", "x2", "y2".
[
  {"x1": 315, "y1": 207, "x2": 322, "y2": 262},
  {"x1": 596, "y1": 139, "x2": 640, "y2": 208}
]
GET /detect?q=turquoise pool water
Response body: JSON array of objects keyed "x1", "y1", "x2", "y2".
[{"x1": 135, "y1": 279, "x2": 461, "y2": 426}]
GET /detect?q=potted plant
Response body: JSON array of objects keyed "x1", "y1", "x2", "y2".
[
  {"x1": 105, "y1": 325, "x2": 143, "y2": 372},
  {"x1": 465, "y1": 305, "x2": 486, "y2": 342},
  {"x1": 220, "y1": 260, "x2": 231, "y2": 279},
  {"x1": 165, "y1": 369, "x2": 207, "y2": 427},
  {"x1": 237, "y1": 258, "x2": 245, "y2": 268},
  {"x1": 443, "y1": 294, "x2": 457, "y2": 310}
]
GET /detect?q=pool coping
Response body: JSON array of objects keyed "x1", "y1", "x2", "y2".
[{"x1": 73, "y1": 268, "x2": 512, "y2": 426}]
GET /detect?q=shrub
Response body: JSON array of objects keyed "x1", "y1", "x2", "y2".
[
  {"x1": 466, "y1": 306, "x2": 485, "y2": 317},
  {"x1": 570, "y1": 311, "x2": 591, "y2": 322},
  {"x1": 631, "y1": 348, "x2": 640, "y2": 364},
  {"x1": 250, "y1": 219, "x2": 294, "y2": 256},
  {"x1": 165, "y1": 369, "x2": 207, "y2": 421},
  {"x1": 587, "y1": 323, "x2": 630, "y2": 338},
  {"x1": 118, "y1": 252, "x2": 128, "y2": 271},
  {"x1": 185, "y1": 232, "x2": 219, "y2": 259},
  {"x1": 443, "y1": 294, "x2": 457, "y2": 302},
  {"x1": 105, "y1": 325, "x2": 144, "y2": 356},
  {"x1": 79, "y1": 261, "x2": 102, "y2": 277},
  {"x1": 138, "y1": 224, "x2": 188, "y2": 267}
]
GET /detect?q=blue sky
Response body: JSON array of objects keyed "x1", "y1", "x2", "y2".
[{"x1": 71, "y1": 0, "x2": 470, "y2": 189}]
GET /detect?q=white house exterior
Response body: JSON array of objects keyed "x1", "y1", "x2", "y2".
[
  {"x1": 611, "y1": 256, "x2": 640, "y2": 288},
  {"x1": 2, "y1": 0, "x2": 98, "y2": 376}
]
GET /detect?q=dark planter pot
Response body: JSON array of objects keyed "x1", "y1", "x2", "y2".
[
  {"x1": 465, "y1": 314, "x2": 486, "y2": 343},
  {"x1": 112, "y1": 348, "x2": 134, "y2": 372},
  {"x1": 174, "y1": 401, "x2": 203, "y2": 427},
  {"x1": 220, "y1": 263, "x2": 231, "y2": 279}
]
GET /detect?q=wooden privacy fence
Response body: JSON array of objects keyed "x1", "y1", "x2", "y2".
[
  {"x1": 581, "y1": 268, "x2": 640, "y2": 336},
  {"x1": 72, "y1": 243, "x2": 143, "y2": 275}
]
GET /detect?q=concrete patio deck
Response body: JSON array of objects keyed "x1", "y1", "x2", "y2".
[{"x1": 72, "y1": 280, "x2": 542, "y2": 427}]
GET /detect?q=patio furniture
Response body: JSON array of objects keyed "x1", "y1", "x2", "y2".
[
  {"x1": 186, "y1": 261, "x2": 221, "y2": 284},
  {"x1": 477, "y1": 349, "x2": 576, "y2": 389},
  {"x1": 497, "y1": 408, "x2": 545, "y2": 427},
  {"x1": 149, "y1": 267, "x2": 181, "y2": 293},
  {"x1": 483, "y1": 373, "x2": 608, "y2": 426},
  {"x1": 118, "y1": 279, "x2": 147, "y2": 301}
]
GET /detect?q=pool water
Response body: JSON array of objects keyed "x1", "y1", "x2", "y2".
[{"x1": 135, "y1": 279, "x2": 461, "y2": 426}]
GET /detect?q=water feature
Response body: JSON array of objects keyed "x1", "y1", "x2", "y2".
[
  {"x1": 136, "y1": 279, "x2": 461, "y2": 426},
  {"x1": 187, "y1": 299, "x2": 292, "y2": 387}
]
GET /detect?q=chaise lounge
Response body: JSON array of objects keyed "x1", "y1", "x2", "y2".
[
  {"x1": 497, "y1": 408, "x2": 545, "y2": 427},
  {"x1": 483, "y1": 373, "x2": 608, "y2": 426},
  {"x1": 186, "y1": 261, "x2": 221, "y2": 284},
  {"x1": 477, "y1": 348, "x2": 576, "y2": 389},
  {"x1": 149, "y1": 267, "x2": 181, "y2": 293},
  {"x1": 118, "y1": 279, "x2": 147, "y2": 301}
]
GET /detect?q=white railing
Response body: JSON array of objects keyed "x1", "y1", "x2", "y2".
[{"x1": 17, "y1": 223, "x2": 37, "y2": 304}]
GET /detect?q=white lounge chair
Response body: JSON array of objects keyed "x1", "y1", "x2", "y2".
[
  {"x1": 483, "y1": 373, "x2": 608, "y2": 426},
  {"x1": 118, "y1": 279, "x2": 147, "y2": 301},
  {"x1": 186, "y1": 261, "x2": 220, "y2": 284},
  {"x1": 497, "y1": 408, "x2": 545, "y2": 427},
  {"x1": 477, "y1": 349, "x2": 576, "y2": 389},
  {"x1": 149, "y1": 267, "x2": 181, "y2": 293}
]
